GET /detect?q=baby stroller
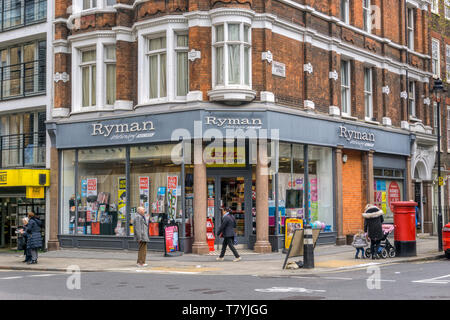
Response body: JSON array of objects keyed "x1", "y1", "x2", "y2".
[{"x1": 365, "y1": 224, "x2": 396, "y2": 259}]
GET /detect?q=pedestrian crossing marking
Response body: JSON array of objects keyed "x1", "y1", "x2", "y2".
[{"x1": 413, "y1": 274, "x2": 450, "y2": 284}]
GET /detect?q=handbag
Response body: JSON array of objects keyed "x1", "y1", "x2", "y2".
[{"x1": 17, "y1": 236, "x2": 25, "y2": 250}]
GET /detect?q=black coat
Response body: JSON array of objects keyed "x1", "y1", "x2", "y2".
[
  {"x1": 217, "y1": 214, "x2": 236, "y2": 238},
  {"x1": 363, "y1": 206, "x2": 384, "y2": 241},
  {"x1": 26, "y1": 218, "x2": 43, "y2": 249}
]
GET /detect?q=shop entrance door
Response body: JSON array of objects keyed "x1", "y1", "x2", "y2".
[{"x1": 207, "y1": 169, "x2": 252, "y2": 245}]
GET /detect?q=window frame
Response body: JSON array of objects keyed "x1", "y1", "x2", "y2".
[
  {"x1": 104, "y1": 45, "x2": 116, "y2": 107},
  {"x1": 340, "y1": 60, "x2": 351, "y2": 117},
  {"x1": 364, "y1": 67, "x2": 373, "y2": 121},
  {"x1": 407, "y1": 7, "x2": 414, "y2": 51},
  {"x1": 432, "y1": 38, "x2": 440, "y2": 79},
  {"x1": 363, "y1": 0, "x2": 371, "y2": 33},
  {"x1": 174, "y1": 33, "x2": 189, "y2": 99},
  {"x1": 431, "y1": 0, "x2": 439, "y2": 14},
  {"x1": 340, "y1": 0, "x2": 350, "y2": 24},
  {"x1": 446, "y1": 0, "x2": 450, "y2": 20},
  {"x1": 446, "y1": 44, "x2": 450, "y2": 83},
  {"x1": 211, "y1": 22, "x2": 252, "y2": 90},
  {"x1": 408, "y1": 81, "x2": 416, "y2": 118},
  {"x1": 146, "y1": 35, "x2": 167, "y2": 101},
  {"x1": 80, "y1": 48, "x2": 97, "y2": 108}
]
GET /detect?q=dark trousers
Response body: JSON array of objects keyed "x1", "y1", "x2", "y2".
[
  {"x1": 137, "y1": 241, "x2": 147, "y2": 264},
  {"x1": 24, "y1": 248, "x2": 32, "y2": 261},
  {"x1": 370, "y1": 239, "x2": 381, "y2": 257},
  {"x1": 219, "y1": 237, "x2": 240, "y2": 258}
]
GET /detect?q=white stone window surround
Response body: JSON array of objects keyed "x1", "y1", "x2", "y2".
[
  {"x1": 208, "y1": 9, "x2": 256, "y2": 102},
  {"x1": 431, "y1": 0, "x2": 439, "y2": 14},
  {"x1": 70, "y1": 32, "x2": 116, "y2": 114},
  {"x1": 71, "y1": 0, "x2": 116, "y2": 14},
  {"x1": 136, "y1": 19, "x2": 189, "y2": 106},
  {"x1": 431, "y1": 38, "x2": 440, "y2": 79}
]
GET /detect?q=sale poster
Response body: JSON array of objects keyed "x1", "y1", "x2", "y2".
[
  {"x1": 87, "y1": 178, "x2": 97, "y2": 197},
  {"x1": 165, "y1": 225, "x2": 179, "y2": 253},
  {"x1": 388, "y1": 181, "x2": 401, "y2": 211},
  {"x1": 139, "y1": 176, "x2": 150, "y2": 214},
  {"x1": 167, "y1": 176, "x2": 178, "y2": 220},
  {"x1": 285, "y1": 218, "x2": 303, "y2": 249}
]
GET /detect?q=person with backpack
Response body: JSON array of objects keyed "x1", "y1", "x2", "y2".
[
  {"x1": 362, "y1": 204, "x2": 384, "y2": 259},
  {"x1": 216, "y1": 207, "x2": 241, "y2": 262}
]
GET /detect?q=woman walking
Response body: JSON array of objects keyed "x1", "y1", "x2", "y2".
[
  {"x1": 362, "y1": 204, "x2": 384, "y2": 259},
  {"x1": 26, "y1": 212, "x2": 43, "y2": 264},
  {"x1": 216, "y1": 208, "x2": 241, "y2": 262}
]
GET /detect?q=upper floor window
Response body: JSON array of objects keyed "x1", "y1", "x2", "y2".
[
  {"x1": 0, "y1": 0, "x2": 47, "y2": 31},
  {"x1": 147, "y1": 36, "x2": 167, "y2": 100},
  {"x1": 432, "y1": 38, "x2": 440, "y2": 78},
  {"x1": 213, "y1": 23, "x2": 251, "y2": 87},
  {"x1": 363, "y1": 0, "x2": 371, "y2": 33},
  {"x1": 105, "y1": 45, "x2": 116, "y2": 106},
  {"x1": 0, "y1": 40, "x2": 46, "y2": 100},
  {"x1": 431, "y1": 0, "x2": 439, "y2": 14},
  {"x1": 340, "y1": 0, "x2": 349, "y2": 24},
  {"x1": 83, "y1": 0, "x2": 97, "y2": 9},
  {"x1": 407, "y1": 8, "x2": 414, "y2": 51},
  {"x1": 408, "y1": 81, "x2": 416, "y2": 117},
  {"x1": 175, "y1": 34, "x2": 188, "y2": 97},
  {"x1": 446, "y1": 44, "x2": 450, "y2": 82},
  {"x1": 364, "y1": 67, "x2": 373, "y2": 120},
  {"x1": 446, "y1": 0, "x2": 450, "y2": 19},
  {"x1": 340, "y1": 60, "x2": 351, "y2": 116},
  {"x1": 81, "y1": 49, "x2": 96, "y2": 107}
]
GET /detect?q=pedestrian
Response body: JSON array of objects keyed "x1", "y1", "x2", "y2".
[
  {"x1": 134, "y1": 206, "x2": 150, "y2": 267},
  {"x1": 216, "y1": 207, "x2": 241, "y2": 262},
  {"x1": 26, "y1": 212, "x2": 42, "y2": 264},
  {"x1": 351, "y1": 230, "x2": 368, "y2": 259},
  {"x1": 18, "y1": 217, "x2": 32, "y2": 263},
  {"x1": 362, "y1": 204, "x2": 384, "y2": 260}
]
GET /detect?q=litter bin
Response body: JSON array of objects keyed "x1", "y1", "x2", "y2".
[{"x1": 392, "y1": 201, "x2": 417, "y2": 257}]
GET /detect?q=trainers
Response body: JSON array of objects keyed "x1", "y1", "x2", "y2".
[
  {"x1": 136, "y1": 263, "x2": 144, "y2": 267},
  {"x1": 142, "y1": 263, "x2": 148, "y2": 267},
  {"x1": 216, "y1": 257, "x2": 224, "y2": 261},
  {"x1": 233, "y1": 257, "x2": 242, "y2": 262}
]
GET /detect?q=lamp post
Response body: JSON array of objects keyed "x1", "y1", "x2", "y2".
[{"x1": 432, "y1": 78, "x2": 445, "y2": 252}]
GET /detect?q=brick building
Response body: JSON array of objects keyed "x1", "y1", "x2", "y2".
[
  {"x1": 47, "y1": 0, "x2": 434, "y2": 253},
  {"x1": 0, "y1": 0, "x2": 52, "y2": 250},
  {"x1": 427, "y1": 0, "x2": 450, "y2": 236}
]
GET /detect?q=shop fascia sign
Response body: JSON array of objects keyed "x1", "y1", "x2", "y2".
[
  {"x1": 91, "y1": 120, "x2": 155, "y2": 141},
  {"x1": 204, "y1": 116, "x2": 263, "y2": 128},
  {"x1": 338, "y1": 125, "x2": 375, "y2": 147}
]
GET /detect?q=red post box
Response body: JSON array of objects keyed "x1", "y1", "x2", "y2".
[{"x1": 392, "y1": 201, "x2": 417, "y2": 257}]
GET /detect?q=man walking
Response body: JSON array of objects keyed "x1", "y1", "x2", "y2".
[
  {"x1": 216, "y1": 207, "x2": 241, "y2": 262},
  {"x1": 134, "y1": 207, "x2": 149, "y2": 267}
]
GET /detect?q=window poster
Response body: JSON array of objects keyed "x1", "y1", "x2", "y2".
[
  {"x1": 139, "y1": 177, "x2": 150, "y2": 215},
  {"x1": 165, "y1": 225, "x2": 179, "y2": 253},
  {"x1": 81, "y1": 179, "x2": 87, "y2": 198},
  {"x1": 87, "y1": 178, "x2": 97, "y2": 197},
  {"x1": 374, "y1": 179, "x2": 403, "y2": 221},
  {"x1": 118, "y1": 178, "x2": 127, "y2": 220},
  {"x1": 167, "y1": 176, "x2": 178, "y2": 221}
]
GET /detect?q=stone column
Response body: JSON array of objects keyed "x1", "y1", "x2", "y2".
[
  {"x1": 47, "y1": 146, "x2": 60, "y2": 251},
  {"x1": 254, "y1": 141, "x2": 272, "y2": 253},
  {"x1": 192, "y1": 140, "x2": 209, "y2": 254},
  {"x1": 406, "y1": 156, "x2": 413, "y2": 200},
  {"x1": 423, "y1": 181, "x2": 433, "y2": 234},
  {"x1": 335, "y1": 146, "x2": 346, "y2": 245}
]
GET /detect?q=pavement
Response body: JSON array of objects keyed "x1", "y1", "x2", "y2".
[{"x1": 0, "y1": 235, "x2": 445, "y2": 276}]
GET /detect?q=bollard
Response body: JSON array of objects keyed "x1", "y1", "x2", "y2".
[{"x1": 303, "y1": 225, "x2": 314, "y2": 268}]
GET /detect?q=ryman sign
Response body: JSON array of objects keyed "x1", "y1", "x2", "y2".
[
  {"x1": 338, "y1": 125, "x2": 375, "y2": 148},
  {"x1": 91, "y1": 120, "x2": 155, "y2": 142}
]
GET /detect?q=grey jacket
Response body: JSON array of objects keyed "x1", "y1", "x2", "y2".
[
  {"x1": 134, "y1": 214, "x2": 150, "y2": 242},
  {"x1": 352, "y1": 233, "x2": 368, "y2": 248}
]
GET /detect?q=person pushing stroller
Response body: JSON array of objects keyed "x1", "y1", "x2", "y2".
[{"x1": 362, "y1": 204, "x2": 384, "y2": 259}]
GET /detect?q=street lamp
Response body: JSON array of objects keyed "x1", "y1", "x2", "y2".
[{"x1": 432, "y1": 78, "x2": 445, "y2": 252}]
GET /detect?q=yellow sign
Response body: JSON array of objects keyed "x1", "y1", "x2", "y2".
[
  {"x1": 439, "y1": 176, "x2": 445, "y2": 186},
  {"x1": 0, "y1": 169, "x2": 50, "y2": 187},
  {"x1": 26, "y1": 186, "x2": 45, "y2": 199},
  {"x1": 205, "y1": 146, "x2": 246, "y2": 167},
  {"x1": 285, "y1": 218, "x2": 303, "y2": 249}
]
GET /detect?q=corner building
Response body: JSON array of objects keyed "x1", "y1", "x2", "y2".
[{"x1": 47, "y1": 0, "x2": 434, "y2": 253}]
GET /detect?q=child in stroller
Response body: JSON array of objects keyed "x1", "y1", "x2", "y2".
[{"x1": 365, "y1": 224, "x2": 396, "y2": 259}]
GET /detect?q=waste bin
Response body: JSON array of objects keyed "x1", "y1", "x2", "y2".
[{"x1": 392, "y1": 201, "x2": 417, "y2": 257}]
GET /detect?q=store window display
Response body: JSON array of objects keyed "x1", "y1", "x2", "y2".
[
  {"x1": 275, "y1": 143, "x2": 333, "y2": 234},
  {"x1": 373, "y1": 168, "x2": 404, "y2": 223},
  {"x1": 129, "y1": 144, "x2": 182, "y2": 237}
]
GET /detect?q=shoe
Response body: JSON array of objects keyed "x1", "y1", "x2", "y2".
[
  {"x1": 136, "y1": 263, "x2": 144, "y2": 267},
  {"x1": 27, "y1": 261, "x2": 33, "y2": 264},
  {"x1": 354, "y1": 256, "x2": 359, "y2": 259},
  {"x1": 142, "y1": 263, "x2": 148, "y2": 267},
  {"x1": 216, "y1": 257, "x2": 224, "y2": 261},
  {"x1": 233, "y1": 257, "x2": 242, "y2": 262}
]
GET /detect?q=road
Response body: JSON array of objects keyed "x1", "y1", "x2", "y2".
[{"x1": 0, "y1": 259, "x2": 449, "y2": 300}]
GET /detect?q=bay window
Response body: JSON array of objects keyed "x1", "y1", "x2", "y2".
[
  {"x1": 105, "y1": 45, "x2": 116, "y2": 106},
  {"x1": 147, "y1": 36, "x2": 167, "y2": 100},
  {"x1": 175, "y1": 34, "x2": 188, "y2": 97},
  {"x1": 81, "y1": 49, "x2": 96, "y2": 107},
  {"x1": 213, "y1": 22, "x2": 251, "y2": 87}
]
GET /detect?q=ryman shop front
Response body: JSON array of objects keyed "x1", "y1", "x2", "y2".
[{"x1": 47, "y1": 107, "x2": 413, "y2": 253}]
